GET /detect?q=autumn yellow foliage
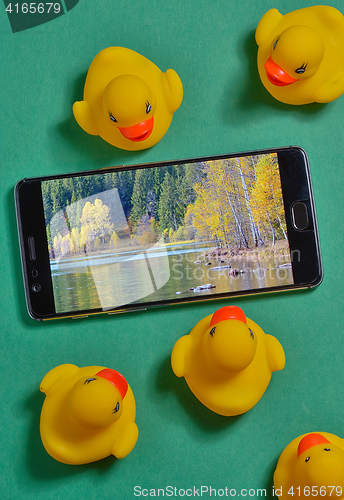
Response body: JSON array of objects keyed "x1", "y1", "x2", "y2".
[{"x1": 185, "y1": 153, "x2": 287, "y2": 250}]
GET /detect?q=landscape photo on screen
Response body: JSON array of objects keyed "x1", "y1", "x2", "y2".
[{"x1": 41, "y1": 153, "x2": 294, "y2": 313}]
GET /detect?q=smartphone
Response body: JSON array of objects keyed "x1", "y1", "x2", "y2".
[{"x1": 15, "y1": 146, "x2": 322, "y2": 320}]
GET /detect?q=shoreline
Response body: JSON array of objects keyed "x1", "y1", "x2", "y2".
[
  {"x1": 202, "y1": 240, "x2": 291, "y2": 262},
  {"x1": 49, "y1": 239, "x2": 291, "y2": 263}
]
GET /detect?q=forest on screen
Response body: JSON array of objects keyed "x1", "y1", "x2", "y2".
[{"x1": 42, "y1": 153, "x2": 287, "y2": 258}]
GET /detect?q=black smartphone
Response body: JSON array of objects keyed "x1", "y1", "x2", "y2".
[{"x1": 15, "y1": 146, "x2": 322, "y2": 320}]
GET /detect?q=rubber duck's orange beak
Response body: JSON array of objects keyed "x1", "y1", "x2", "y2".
[
  {"x1": 264, "y1": 57, "x2": 298, "y2": 86},
  {"x1": 297, "y1": 433, "x2": 331, "y2": 456},
  {"x1": 96, "y1": 368, "x2": 128, "y2": 398},
  {"x1": 118, "y1": 116, "x2": 154, "y2": 142},
  {"x1": 210, "y1": 305, "x2": 247, "y2": 327}
]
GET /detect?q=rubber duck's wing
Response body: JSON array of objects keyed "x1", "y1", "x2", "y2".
[
  {"x1": 273, "y1": 464, "x2": 290, "y2": 492},
  {"x1": 73, "y1": 101, "x2": 99, "y2": 136},
  {"x1": 40, "y1": 364, "x2": 79, "y2": 395},
  {"x1": 265, "y1": 334, "x2": 285, "y2": 372},
  {"x1": 111, "y1": 421, "x2": 139, "y2": 459},
  {"x1": 162, "y1": 69, "x2": 183, "y2": 114},
  {"x1": 171, "y1": 335, "x2": 193, "y2": 377},
  {"x1": 255, "y1": 9, "x2": 283, "y2": 47},
  {"x1": 314, "y1": 73, "x2": 344, "y2": 103},
  {"x1": 315, "y1": 5, "x2": 344, "y2": 28}
]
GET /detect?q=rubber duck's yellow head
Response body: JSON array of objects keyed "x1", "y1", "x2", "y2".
[
  {"x1": 67, "y1": 368, "x2": 128, "y2": 428},
  {"x1": 103, "y1": 75, "x2": 157, "y2": 142},
  {"x1": 295, "y1": 433, "x2": 344, "y2": 486},
  {"x1": 265, "y1": 25, "x2": 325, "y2": 87},
  {"x1": 202, "y1": 306, "x2": 257, "y2": 372}
]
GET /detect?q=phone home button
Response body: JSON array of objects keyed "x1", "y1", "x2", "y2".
[{"x1": 292, "y1": 201, "x2": 309, "y2": 230}]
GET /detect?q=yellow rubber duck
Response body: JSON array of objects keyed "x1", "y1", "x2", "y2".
[
  {"x1": 73, "y1": 47, "x2": 183, "y2": 150},
  {"x1": 274, "y1": 432, "x2": 344, "y2": 499},
  {"x1": 171, "y1": 306, "x2": 285, "y2": 416},
  {"x1": 255, "y1": 6, "x2": 344, "y2": 104},
  {"x1": 40, "y1": 364, "x2": 138, "y2": 465}
]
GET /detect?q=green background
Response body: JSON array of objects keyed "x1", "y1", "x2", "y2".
[{"x1": 1, "y1": 1, "x2": 343, "y2": 499}]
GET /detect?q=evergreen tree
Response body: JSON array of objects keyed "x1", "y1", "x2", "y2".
[
  {"x1": 157, "y1": 172, "x2": 178, "y2": 232},
  {"x1": 130, "y1": 169, "x2": 149, "y2": 225}
]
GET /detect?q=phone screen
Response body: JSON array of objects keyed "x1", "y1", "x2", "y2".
[{"x1": 40, "y1": 151, "x2": 295, "y2": 315}]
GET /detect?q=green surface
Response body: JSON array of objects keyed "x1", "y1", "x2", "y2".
[{"x1": 1, "y1": 1, "x2": 344, "y2": 499}]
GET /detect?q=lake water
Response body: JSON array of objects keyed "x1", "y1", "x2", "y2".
[{"x1": 51, "y1": 241, "x2": 293, "y2": 314}]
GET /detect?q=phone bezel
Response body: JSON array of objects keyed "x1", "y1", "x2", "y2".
[{"x1": 15, "y1": 146, "x2": 323, "y2": 320}]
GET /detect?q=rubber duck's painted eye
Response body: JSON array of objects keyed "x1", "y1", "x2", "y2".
[
  {"x1": 273, "y1": 38, "x2": 279, "y2": 50},
  {"x1": 249, "y1": 328, "x2": 254, "y2": 339},
  {"x1": 295, "y1": 63, "x2": 308, "y2": 74},
  {"x1": 324, "y1": 448, "x2": 330, "y2": 451},
  {"x1": 84, "y1": 378, "x2": 96, "y2": 384},
  {"x1": 305, "y1": 456, "x2": 310, "y2": 462},
  {"x1": 113, "y1": 402, "x2": 120, "y2": 413},
  {"x1": 146, "y1": 101, "x2": 151, "y2": 114},
  {"x1": 109, "y1": 112, "x2": 117, "y2": 123},
  {"x1": 210, "y1": 327, "x2": 216, "y2": 337}
]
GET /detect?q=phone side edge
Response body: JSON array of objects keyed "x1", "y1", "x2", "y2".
[
  {"x1": 299, "y1": 146, "x2": 324, "y2": 289},
  {"x1": 14, "y1": 180, "x2": 43, "y2": 320}
]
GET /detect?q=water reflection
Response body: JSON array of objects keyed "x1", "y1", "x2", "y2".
[{"x1": 51, "y1": 241, "x2": 293, "y2": 314}]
